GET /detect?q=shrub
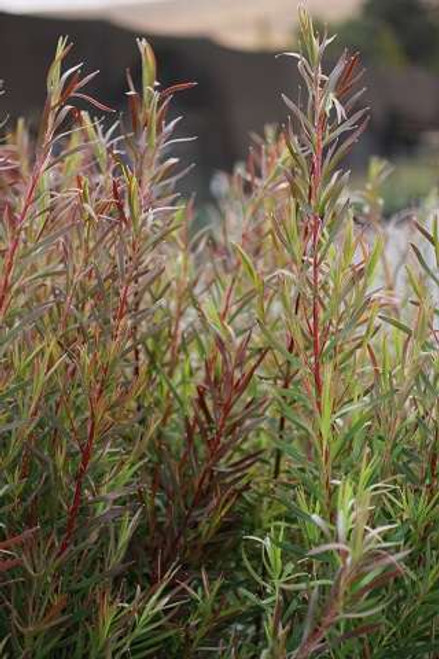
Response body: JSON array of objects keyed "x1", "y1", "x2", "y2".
[
  {"x1": 322, "y1": 0, "x2": 439, "y2": 71},
  {"x1": 1, "y1": 9, "x2": 439, "y2": 658}
]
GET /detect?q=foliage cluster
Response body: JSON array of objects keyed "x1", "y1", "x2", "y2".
[{"x1": 1, "y1": 9, "x2": 439, "y2": 657}]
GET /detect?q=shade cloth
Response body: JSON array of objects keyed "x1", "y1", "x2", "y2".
[{"x1": 0, "y1": 0, "x2": 362, "y2": 49}]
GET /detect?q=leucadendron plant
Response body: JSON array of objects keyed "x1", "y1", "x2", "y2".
[{"x1": 1, "y1": 7, "x2": 439, "y2": 657}]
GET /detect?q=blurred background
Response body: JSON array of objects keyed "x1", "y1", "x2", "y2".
[{"x1": 1, "y1": 0, "x2": 439, "y2": 212}]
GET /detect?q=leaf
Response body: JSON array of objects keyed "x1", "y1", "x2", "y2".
[
  {"x1": 282, "y1": 93, "x2": 314, "y2": 136},
  {"x1": 378, "y1": 314, "x2": 413, "y2": 337},
  {"x1": 411, "y1": 242, "x2": 439, "y2": 287},
  {"x1": 232, "y1": 242, "x2": 261, "y2": 290}
]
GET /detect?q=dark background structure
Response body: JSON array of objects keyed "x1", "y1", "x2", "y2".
[{"x1": 1, "y1": 4, "x2": 439, "y2": 202}]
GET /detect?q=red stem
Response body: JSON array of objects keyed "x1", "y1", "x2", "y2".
[
  {"x1": 307, "y1": 70, "x2": 330, "y2": 489},
  {"x1": 312, "y1": 213, "x2": 323, "y2": 414},
  {"x1": 57, "y1": 284, "x2": 127, "y2": 557},
  {"x1": 0, "y1": 157, "x2": 45, "y2": 318},
  {"x1": 309, "y1": 79, "x2": 324, "y2": 414},
  {"x1": 57, "y1": 415, "x2": 96, "y2": 556}
]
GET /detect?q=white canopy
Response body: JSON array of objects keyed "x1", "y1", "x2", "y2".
[{"x1": 0, "y1": 0, "x2": 362, "y2": 49}]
